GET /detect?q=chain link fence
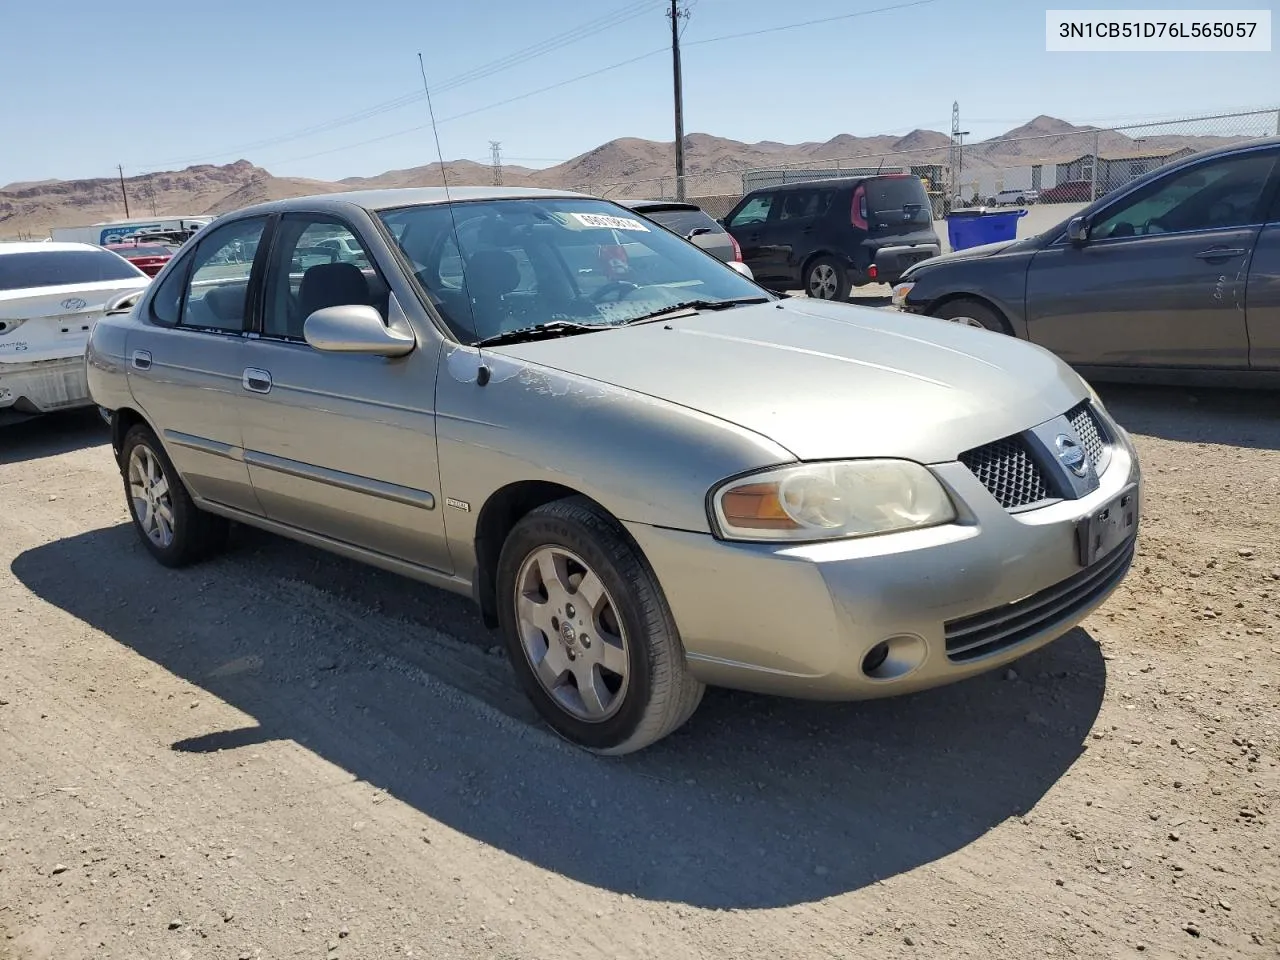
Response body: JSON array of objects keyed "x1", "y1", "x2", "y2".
[{"x1": 585, "y1": 107, "x2": 1280, "y2": 218}]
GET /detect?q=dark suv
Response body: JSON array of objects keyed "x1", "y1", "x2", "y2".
[{"x1": 720, "y1": 175, "x2": 941, "y2": 300}]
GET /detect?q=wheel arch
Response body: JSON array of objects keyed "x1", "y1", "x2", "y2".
[
  {"x1": 924, "y1": 292, "x2": 1020, "y2": 337},
  {"x1": 110, "y1": 406, "x2": 156, "y2": 466},
  {"x1": 472, "y1": 481, "x2": 640, "y2": 629}
]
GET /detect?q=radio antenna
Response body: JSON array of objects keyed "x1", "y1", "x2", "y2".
[{"x1": 417, "y1": 52, "x2": 489, "y2": 385}]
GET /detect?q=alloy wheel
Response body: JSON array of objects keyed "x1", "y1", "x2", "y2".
[
  {"x1": 127, "y1": 444, "x2": 175, "y2": 548},
  {"x1": 513, "y1": 545, "x2": 630, "y2": 722}
]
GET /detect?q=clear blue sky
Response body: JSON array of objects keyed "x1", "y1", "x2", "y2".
[{"x1": 0, "y1": 0, "x2": 1274, "y2": 187}]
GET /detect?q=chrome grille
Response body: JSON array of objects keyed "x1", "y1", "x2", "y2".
[
  {"x1": 945, "y1": 535, "x2": 1136, "y2": 662},
  {"x1": 1067, "y1": 401, "x2": 1110, "y2": 474},
  {"x1": 958, "y1": 436, "x2": 1052, "y2": 510}
]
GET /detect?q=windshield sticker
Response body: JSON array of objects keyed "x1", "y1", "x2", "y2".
[{"x1": 569, "y1": 213, "x2": 650, "y2": 232}]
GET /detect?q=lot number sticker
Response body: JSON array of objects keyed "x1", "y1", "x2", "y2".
[{"x1": 570, "y1": 212, "x2": 651, "y2": 231}]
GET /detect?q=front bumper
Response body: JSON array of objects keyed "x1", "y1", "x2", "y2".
[
  {"x1": 625, "y1": 428, "x2": 1140, "y2": 700},
  {"x1": 0, "y1": 356, "x2": 94, "y2": 414}
]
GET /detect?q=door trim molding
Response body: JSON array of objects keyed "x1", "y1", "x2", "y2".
[{"x1": 243, "y1": 449, "x2": 436, "y2": 510}]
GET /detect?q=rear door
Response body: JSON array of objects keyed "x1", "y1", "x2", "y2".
[
  {"x1": 724, "y1": 192, "x2": 784, "y2": 283},
  {"x1": 773, "y1": 186, "x2": 835, "y2": 284},
  {"x1": 1025, "y1": 145, "x2": 1279, "y2": 369},
  {"x1": 865, "y1": 175, "x2": 937, "y2": 248},
  {"x1": 125, "y1": 216, "x2": 270, "y2": 515}
]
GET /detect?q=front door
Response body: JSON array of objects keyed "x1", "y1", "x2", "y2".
[
  {"x1": 125, "y1": 216, "x2": 269, "y2": 516},
  {"x1": 1025, "y1": 146, "x2": 1279, "y2": 369},
  {"x1": 235, "y1": 213, "x2": 453, "y2": 573},
  {"x1": 725, "y1": 192, "x2": 785, "y2": 285},
  {"x1": 1246, "y1": 192, "x2": 1280, "y2": 369}
]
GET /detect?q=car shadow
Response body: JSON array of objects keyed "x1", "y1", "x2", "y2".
[
  {"x1": 0, "y1": 408, "x2": 109, "y2": 465},
  {"x1": 12, "y1": 523, "x2": 1106, "y2": 910},
  {"x1": 1097, "y1": 383, "x2": 1280, "y2": 451}
]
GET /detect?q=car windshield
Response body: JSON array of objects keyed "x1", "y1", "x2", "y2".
[
  {"x1": 0, "y1": 249, "x2": 146, "y2": 292},
  {"x1": 378, "y1": 197, "x2": 766, "y2": 344}
]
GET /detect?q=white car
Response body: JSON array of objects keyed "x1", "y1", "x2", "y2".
[
  {"x1": 993, "y1": 188, "x2": 1038, "y2": 206},
  {"x1": 0, "y1": 242, "x2": 152, "y2": 419}
]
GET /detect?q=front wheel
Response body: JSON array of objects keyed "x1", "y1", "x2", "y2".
[
  {"x1": 805, "y1": 257, "x2": 850, "y2": 301},
  {"x1": 120, "y1": 424, "x2": 229, "y2": 567},
  {"x1": 930, "y1": 298, "x2": 1012, "y2": 335},
  {"x1": 496, "y1": 497, "x2": 704, "y2": 755}
]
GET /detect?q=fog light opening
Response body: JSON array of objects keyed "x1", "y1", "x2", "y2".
[
  {"x1": 861, "y1": 634, "x2": 927, "y2": 681},
  {"x1": 861, "y1": 642, "x2": 890, "y2": 675}
]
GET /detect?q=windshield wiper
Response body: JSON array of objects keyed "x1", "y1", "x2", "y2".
[
  {"x1": 475, "y1": 320, "x2": 610, "y2": 347},
  {"x1": 621, "y1": 295, "x2": 772, "y2": 326}
]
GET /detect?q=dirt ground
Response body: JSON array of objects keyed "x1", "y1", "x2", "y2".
[{"x1": 1, "y1": 383, "x2": 1277, "y2": 960}]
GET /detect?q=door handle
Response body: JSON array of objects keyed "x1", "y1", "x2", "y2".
[
  {"x1": 242, "y1": 367, "x2": 272, "y2": 394},
  {"x1": 130, "y1": 349, "x2": 152, "y2": 370},
  {"x1": 1195, "y1": 247, "x2": 1246, "y2": 260}
]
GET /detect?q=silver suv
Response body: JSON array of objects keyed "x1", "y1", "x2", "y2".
[{"x1": 88, "y1": 187, "x2": 1141, "y2": 754}]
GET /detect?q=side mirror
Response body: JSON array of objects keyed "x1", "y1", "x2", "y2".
[
  {"x1": 303, "y1": 304, "x2": 415, "y2": 357},
  {"x1": 1066, "y1": 216, "x2": 1091, "y2": 245}
]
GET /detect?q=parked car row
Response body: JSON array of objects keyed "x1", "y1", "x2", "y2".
[
  {"x1": 84, "y1": 183, "x2": 1140, "y2": 755},
  {"x1": 893, "y1": 137, "x2": 1280, "y2": 386}
]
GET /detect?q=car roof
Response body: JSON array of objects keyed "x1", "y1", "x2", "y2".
[
  {"x1": 753, "y1": 175, "x2": 900, "y2": 194},
  {"x1": 221, "y1": 185, "x2": 594, "y2": 221},
  {"x1": 0, "y1": 240, "x2": 103, "y2": 255}
]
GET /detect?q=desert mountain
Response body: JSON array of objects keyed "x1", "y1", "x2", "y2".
[{"x1": 0, "y1": 117, "x2": 1251, "y2": 239}]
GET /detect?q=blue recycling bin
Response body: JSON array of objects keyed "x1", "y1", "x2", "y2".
[{"x1": 945, "y1": 208, "x2": 1028, "y2": 252}]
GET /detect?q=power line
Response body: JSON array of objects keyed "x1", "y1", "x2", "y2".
[
  {"x1": 683, "y1": 0, "x2": 940, "y2": 46},
  {"x1": 132, "y1": 0, "x2": 659, "y2": 170}
]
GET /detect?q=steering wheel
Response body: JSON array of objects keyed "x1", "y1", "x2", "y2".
[{"x1": 591, "y1": 280, "x2": 639, "y2": 303}]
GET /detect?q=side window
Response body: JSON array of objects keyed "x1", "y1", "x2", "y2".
[
  {"x1": 263, "y1": 217, "x2": 385, "y2": 341},
  {"x1": 779, "y1": 189, "x2": 829, "y2": 220},
  {"x1": 150, "y1": 257, "x2": 190, "y2": 325},
  {"x1": 1090, "y1": 150, "x2": 1278, "y2": 241},
  {"x1": 179, "y1": 218, "x2": 267, "y2": 333},
  {"x1": 728, "y1": 193, "x2": 775, "y2": 228}
]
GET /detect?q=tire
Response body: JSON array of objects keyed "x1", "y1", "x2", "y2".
[
  {"x1": 496, "y1": 496, "x2": 705, "y2": 755},
  {"x1": 930, "y1": 298, "x2": 1012, "y2": 335},
  {"x1": 120, "y1": 424, "x2": 229, "y2": 568},
  {"x1": 805, "y1": 256, "x2": 850, "y2": 301}
]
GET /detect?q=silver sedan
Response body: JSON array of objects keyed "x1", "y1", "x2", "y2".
[{"x1": 87, "y1": 186, "x2": 1141, "y2": 754}]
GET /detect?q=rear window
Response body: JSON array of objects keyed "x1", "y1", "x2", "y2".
[
  {"x1": 641, "y1": 207, "x2": 724, "y2": 237},
  {"x1": 865, "y1": 176, "x2": 933, "y2": 227},
  {"x1": 0, "y1": 249, "x2": 145, "y2": 292}
]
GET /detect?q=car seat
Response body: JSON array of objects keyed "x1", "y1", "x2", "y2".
[
  {"x1": 464, "y1": 249, "x2": 522, "y2": 339},
  {"x1": 296, "y1": 262, "x2": 371, "y2": 339}
]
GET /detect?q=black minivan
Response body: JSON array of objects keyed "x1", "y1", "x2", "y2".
[{"x1": 720, "y1": 175, "x2": 941, "y2": 300}]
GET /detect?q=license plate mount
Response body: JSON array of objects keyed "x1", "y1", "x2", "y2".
[{"x1": 1076, "y1": 483, "x2": 1138, "y2": 567}]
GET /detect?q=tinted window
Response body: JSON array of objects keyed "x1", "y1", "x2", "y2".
[
  {"x1": 1090, "y1": 150, "x2": 1278, "y2": 240},
  {"x1": 150, "y1": 256, "x2": 190, "y2": 325},
  {"x1": 112, "y1": 245, "x2": 173, "y2": 258},
  {"x1": 777, "y1": 188, "x2": 834, "y2": 221},
  {"x1": 865, "y1": 176, "x2": 933, "y2": 228},
  {"x1": 727, "y1": 194, "x2": 775, "y2": 228},
  {"x1": 179, "y1": 217, "x2": 267, "y2": 333},
  {"x1": 641, "y1": 207, "x2": 724, "y2": 237},
  {"x1": 379, "y1": 198, "x2": 764, "y2": 344},
  {"x1": 0, "y1": 249, "x2": 145, "y2": 292},
  {"x1": 262, "y1": 217, "x2": 384, "y2": 340}
]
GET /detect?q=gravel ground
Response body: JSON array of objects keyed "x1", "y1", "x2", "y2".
[{"x1": 1, "y1": 384, "x2": 1277, "y2": 960}]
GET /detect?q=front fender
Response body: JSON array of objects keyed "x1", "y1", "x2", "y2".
[
  {"x1": 435, "y1": 346, "x2": 795, "y2": 571},
  {"x1": 903, "y1": 253, "x2": 1035, "y2": 339}
]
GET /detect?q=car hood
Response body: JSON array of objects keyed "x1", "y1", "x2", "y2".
[{"x1": 491, "y1": 298, "x2": 1088, "y2": 463}]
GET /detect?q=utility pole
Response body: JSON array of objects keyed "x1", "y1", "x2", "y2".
[
  {"x1": 669, "y1": 0, "x2": 687, "y2": 200},
  {"x1": 117, "y1": 164, "x2": 130, "y2": 217},
  {"x1": 489, "y1": 141, "x2": 503, "y2": 186}
]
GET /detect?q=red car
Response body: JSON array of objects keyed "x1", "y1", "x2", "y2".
[{"x1": 104, "y1": 241, "x2": 176, "y2": 277}]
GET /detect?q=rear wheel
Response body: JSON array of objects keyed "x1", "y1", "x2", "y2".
[
  {"x1": 120, "y1": 424, "x2": 229, "y2": 567},
  {"x1": 931, "y1": 298, "x2": 1011, "y2": 335},
  {"x1": 496, "y1": 497, "x2": 704, "y2": 755},
  {"x1": 805, "y1": 257, "x2": 850, "y2": 301}
]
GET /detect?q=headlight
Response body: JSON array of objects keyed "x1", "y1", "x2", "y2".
[
  {"x1": 710, "y1": 460, "x2": 956, "y2": 543},
  {"x1": 891, "y1": 281, "x2": 915, "y2": 307}
]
